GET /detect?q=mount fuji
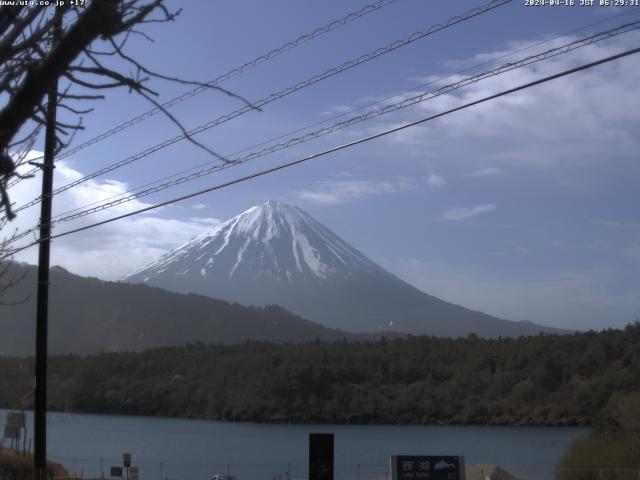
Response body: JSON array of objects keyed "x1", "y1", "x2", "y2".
[{"x1": 123, "y1": 201, "x2": 557, "y2": 337}]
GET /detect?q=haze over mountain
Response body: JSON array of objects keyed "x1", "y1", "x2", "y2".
[
  {"x1": 124, "y1": 201, "x2": 558, "y2": 337},
  {"x1": 0, "y1": 262, "x2": 357, "y2": 356}
]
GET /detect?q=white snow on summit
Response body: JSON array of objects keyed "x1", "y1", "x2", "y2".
[{"x1": 124, "y1": 200, "x2": 379, "y2": 283}]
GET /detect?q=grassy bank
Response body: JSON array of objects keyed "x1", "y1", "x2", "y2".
[{"x1": 0, "y1": 447, "x2": 66, "y2": 480}]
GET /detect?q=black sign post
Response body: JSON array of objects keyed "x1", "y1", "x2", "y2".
[
  {"x1": 34, "y1": 14, "x2": 62, "y2": 480},
  {"x1": 391, "y1": 455, "x2": 465, "y2": 480},
  {"x1": 309, "y1": 433, "x2": 334, "y2": 480}
]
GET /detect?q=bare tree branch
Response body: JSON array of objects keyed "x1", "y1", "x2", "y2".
[{"x1": 0, "y1": 0, "x2": 257, "y2": 228}]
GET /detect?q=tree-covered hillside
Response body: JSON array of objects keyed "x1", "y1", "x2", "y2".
[
  {"x1": 2, "y1": 324, "x2": 639, "y2": 425},
  {"x1": 0, "y1": 263, "x2": 358, "y2": 355}
]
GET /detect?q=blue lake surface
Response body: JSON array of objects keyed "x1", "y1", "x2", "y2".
[{"x1": 0, "y1": 410, "x2": 588, "y2": 480}]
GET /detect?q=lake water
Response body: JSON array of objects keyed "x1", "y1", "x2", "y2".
[{"x1": 0, "y1": 410, "x2": 588, "y2": 480}]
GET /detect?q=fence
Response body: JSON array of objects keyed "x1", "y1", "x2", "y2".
[
  {"x1": 44, "y1": 458, "x2": 391, "y2": 480},
  {"x1": 555, "y1": 467, "x2": 640, "y2": 480},
  {"x1": 6, "y1": 450, "x2": 640, "y2": 480}
]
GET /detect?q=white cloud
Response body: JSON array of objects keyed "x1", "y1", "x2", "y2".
[
  {"x1": 4, "y1": 156, "x2": 218, "y2": 280},
  {"x1": 440, "y1": 36, "x2": 565, "y2": 71},
  {"x1": 296, "y1": 177, "x2": 417, "y2": 205},
  {"x1": 191, "y1": 203, "x2": 207, "y2": 210},
  {"x1": 296, "y1": 172, "x2": 448, "y2": 205},
  {"x1": 426, "y1": 173, "x2": 446, "y2": 188},
  {"x1": 374, "y1": 31, "x2": 640, "y2": 170},
  {"x1": 189, "y1": 216, "x2": 221, "y2": 224},
  {"x1": 469, "y1": 167, "x2": 503, "y2": 177},
  {"x1": 442, "y1": 204, "x2": 496, "y2": 221},
  {"x1": 321, "y1": 105, "x2": 353, "y2": 116}
]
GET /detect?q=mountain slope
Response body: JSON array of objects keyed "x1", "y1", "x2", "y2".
[
  {"x1": 124, "y1": 201, "x2": 558, "y2": 337},
  {"x1": 0, "y1": 262, "x2": 357, "y2": 356}
]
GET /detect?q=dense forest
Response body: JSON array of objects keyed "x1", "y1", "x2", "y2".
[{"x1": 1, "y1": 324, "x2": 639, "y2": 426}]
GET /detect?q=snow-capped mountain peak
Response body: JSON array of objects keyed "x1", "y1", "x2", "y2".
[
  {"x1": 125, "y1": 201, "x2": 378, "y2": 284},
  {"x1": 124, "y1": 201, "x2": 557, "y2": 337}
]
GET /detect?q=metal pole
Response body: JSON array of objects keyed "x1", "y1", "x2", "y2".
[{"x1": 34, "y1": 12, "x2": 61, "y2": 480}]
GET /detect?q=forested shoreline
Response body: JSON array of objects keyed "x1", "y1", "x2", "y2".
[{"x1": 1, "y1": 324, "x2": 639, "y2": 426}]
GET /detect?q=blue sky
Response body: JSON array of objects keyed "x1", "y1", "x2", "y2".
[{"x1": 9, "y1": 0, "x2": 640, "y2": 330}]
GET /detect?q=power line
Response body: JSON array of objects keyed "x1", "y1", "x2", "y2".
[
  {"x1": 11, "y1": 0, "x2": 512, "y2": 213},
  {"x1": 35, "y1": 20, "x2": 640, "y2": 227},
  {"x1": 6, "y1": 0, "x2": 400, "y2": 187},
  {"x1": 8, "y1": 18, "x2": 639, "y2": 245},
  {"x1": 5, "y1": 45, "x2": 638, "y2": 259},
  {"x1": 7, "y1": 21, "x2": 638, "y2": 244},
  {"x1": 8, "y1": 5, "x2": 638, "y2": 193},
  {"x1": 47, "y1": 10, "x2": 640, "y2": 223}
]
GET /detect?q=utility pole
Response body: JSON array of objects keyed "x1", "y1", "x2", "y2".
[{"x1": 34, "y1": 12, "x2": 61, "y2": 480}]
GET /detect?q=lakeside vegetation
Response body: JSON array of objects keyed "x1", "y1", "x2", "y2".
[
  {"x1": 1, "y1": 324, "x2": 639, "y2": 426},
  {"x1": 557, "y1": 392, "x2": 640, "y2": 479},
  {"x1": 0, "y1": 447, "x2": 66, "y2": 480}
]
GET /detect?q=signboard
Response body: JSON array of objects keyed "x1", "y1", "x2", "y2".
[
  {"x1": 130, "y1": 466, "x2": 139, "y2": 480},
  {"x1": 6, "y1": 411, "x2": 26, "y2": 429},
  {"x1": 4, "y1": 425, "x2": 20, "y2": 440},
  {"x1": 123, "y1": 453, "x2": 132, "y2": 468},
  {"x1": 391, "y1": 455, "x2": 465, "y2": 480},
  {"x1": 111, "y1": 467, "x2": 123, "y2": 477}
]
